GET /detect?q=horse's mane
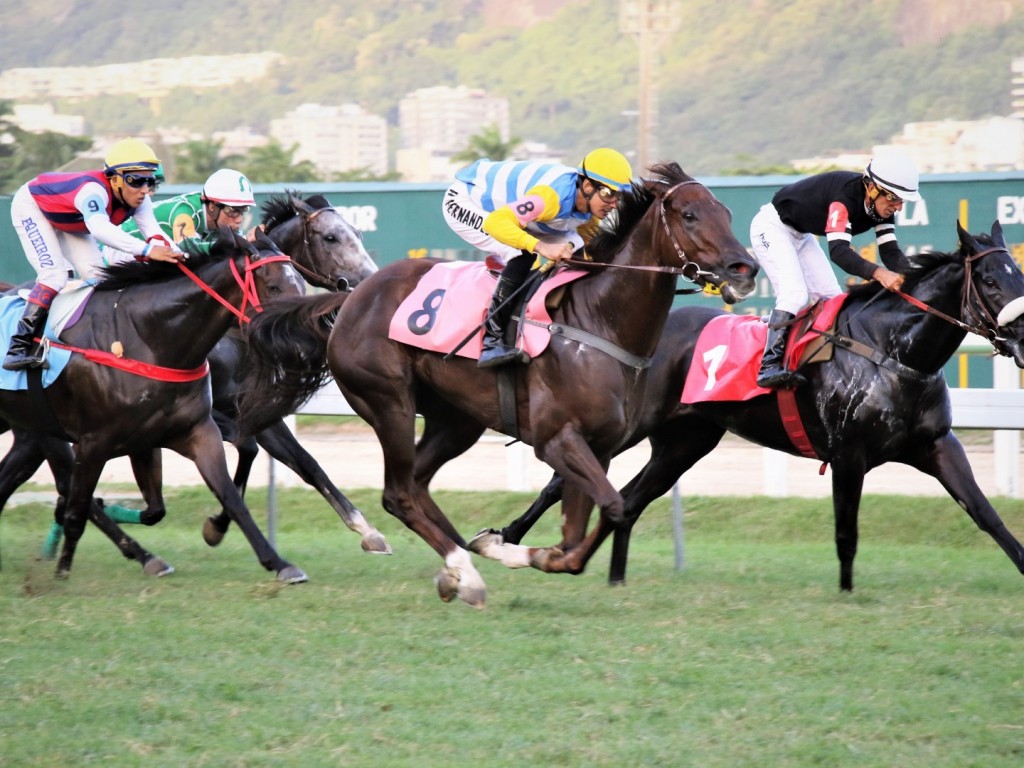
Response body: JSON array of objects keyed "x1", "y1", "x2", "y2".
[
  {"x1": 94, "y1": 229, "x2": 245, "y2": 291},
  {"x1": 587, "y1": 162, "x2": 693, "y2": 261},
  {"x1": 261, "y1": 189, "x2": 331, "y2": 232},
  {"x1": 844, "y1": 233, "x2": 990, "y2": 301}
]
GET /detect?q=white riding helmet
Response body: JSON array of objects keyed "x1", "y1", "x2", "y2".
[
  {"x1": 202, "y1": 169, "x2": 255, "y2": 206},
  {"x1": 865, "y1": 152, "x2": 921, "y2": 202}
]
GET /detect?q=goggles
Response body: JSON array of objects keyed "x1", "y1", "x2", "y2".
[
  {"x1": 875, "y1": 186, "x2": 903, "y2": 205},
  {"x1": 120, "y1": 172, "x2": 159, "y2": 190},
  {"x1": 588, "y1": 180, "x2": 620, "y2": 203},
  {"x1": 213, "y1": 203, "x2": 251, "y2": 219}
]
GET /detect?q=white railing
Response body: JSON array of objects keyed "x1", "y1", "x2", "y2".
[{"x1": 296, "y1": 370, "x2": 1023, "y2": 499}]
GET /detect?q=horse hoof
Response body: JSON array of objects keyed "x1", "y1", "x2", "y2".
[
  {"x1": 435, "y1": 568, "x2": 460, "y2": 602},
  {"x1": 277, "y1": 565, "x2": 309, "y2": 584},
  {"x1": 360, "y1": 531, "x2": 393, "y2": 555},
  {"x1": 434, "y1": 567, "x2": 486, "y2": 608},
  {"x1": 202, "y1": 517, "x2": 226, "y2": 547},
  {"x1": 467, "y1": 528, "x2": 503, "y2": 555},
  {"x1": 530, "y1": 546, "x2": 564, "y2": 572},
  {"x1": 142, "y1": 558, "x2": 175, "y2": 577}
]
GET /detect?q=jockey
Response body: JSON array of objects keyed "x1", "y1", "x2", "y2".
[
  {"x1": 749, "y1": 150, "x2": 920, "y2": 389},
  {"x1": 108, "y1": 168, "x2": 256, "y2": 259},
  {"x1": 4, "y1": 137, "x2": 182, "y2": 371},
  {"x1": 443, "y1": 147, "x2": 633, "y2": 368}
]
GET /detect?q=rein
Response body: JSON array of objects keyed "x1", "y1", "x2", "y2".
[
  {"x1": 896, "y1": 245, "x2": 1011, "y2": 345},
  {"x1": 177, "y1": 253, "x2": 292, "y2": 325},
  {"x1": 290, "y1": 207, "x2": 350, "y2": 290}
]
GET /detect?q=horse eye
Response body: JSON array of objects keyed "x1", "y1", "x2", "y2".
[{"x1": 324, "y1": 235, "x2": 337, "y2": 243}]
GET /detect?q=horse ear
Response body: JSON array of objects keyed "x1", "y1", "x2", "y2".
[
  {"x1": 991, "y1": 219, "x2": 1006, "y2": 248},
  {"x1": 956, "y1": 219, "x2": 976, "y2": 252}
]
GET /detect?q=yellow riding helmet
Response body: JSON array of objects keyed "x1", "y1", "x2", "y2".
[
  {"x1": 578, "y1": 148, "x2": 633, "y2": 191},
  {"x1": 104, "y1": 138, "x2": 160, "y2": 174}
]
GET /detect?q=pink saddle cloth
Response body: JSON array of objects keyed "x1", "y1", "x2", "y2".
[
  {"x1": 680, "y1": 295, "x2": 847, "y2": 403},
  {"x1": 387, "y1": 261, "x2": 587, "y2": 360}
]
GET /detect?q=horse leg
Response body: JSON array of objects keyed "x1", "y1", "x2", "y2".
[
  {"x1": 472, "y1": 423, "x2": 621, "y2": 574},
  {"x1": 255, "y1": 419, "x2": 391, "y2": 554},
  {"x1": 54, "y1": 453, "x2": 106, "y2": 578},
  {"x1": 0, "y1": 429, "x2": 49, "y2": 563},
  {"x1": 170, "y1": 418, "x2": 307, "y2": 582},
  {"x1": 830, "y1": 458, "x2": 867, "y2": 592},
  {"x1": 607, "y1": 420, "x2": 726, "y2": 585},
  {"x1": 128, "y1": 448, "x2": 167, "y2": 526},
  {"x1": 342, "y1": 383, "x2": 486, "y2": 607},
  {"x1": 500, "y1": 473, "x2": 564, "y2": 544},
  {"x1": 202, "y1": 410, "x2": 252, "y2": 546},
  {"x1": 909, "y1": 432, "x2": 1024, "y2": 575}
]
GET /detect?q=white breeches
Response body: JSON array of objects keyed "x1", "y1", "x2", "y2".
[
  {"x1": 10, "y1": 185, "x2": 106, "y2": 291},
  {"x1": 749, "y1": 203, "x2": 842, "y2": 315},
  {"x1": 441, "y1": 182, "x2": 583, "y2": 260}
]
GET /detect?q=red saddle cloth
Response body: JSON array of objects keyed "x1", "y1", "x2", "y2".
[
  {"x1": 387, "y1": 261, "x2": 586, "y2": 360},
  {"x1": 681, "y1": 295, "x2": 847, "y2": 404}
]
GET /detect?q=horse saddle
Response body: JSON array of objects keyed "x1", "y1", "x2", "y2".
[
  {"x1": 680, "y1": 295, "x2": 848, "y2": 404},
  {"x1": 387, "y1": 260, "x2": 587, "y2": 361}
]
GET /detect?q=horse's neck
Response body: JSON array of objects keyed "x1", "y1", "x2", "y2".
[
  {"x1": 557, "y1": 240, "x2": 678, "y2": 356},
  {"x1": 849, "y1": 275, "x2": 966, "y2": 374},
  {"x1": 124, "y1": 262, "x2": 245, "y2": 368}
]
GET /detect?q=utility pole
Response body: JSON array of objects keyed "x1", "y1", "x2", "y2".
[{"x1": 619, "y1": 1, "x2": 681, "y2": 171}]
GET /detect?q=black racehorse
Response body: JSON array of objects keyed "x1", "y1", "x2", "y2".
[
  {"x1": 0, "y1": 229, "x2": 309, "y2": 581},
  {"x1": 0, "y1": 191, "x2": 390, "y2": 573},
  {"x1": 484, "y1": 221, "x2": 1024, "y2": 591},
  {"x1": 238, "y1": 163, "x2": 760, "y2": 606}
]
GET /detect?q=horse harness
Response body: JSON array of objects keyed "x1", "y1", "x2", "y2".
[{"x1": 494, "y1": 181, "x2": 717, "y2": 438}]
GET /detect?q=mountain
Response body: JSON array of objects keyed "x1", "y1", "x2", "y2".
[{"x1": 1, "y1": 0, "x2": 1023, "y2": 174}]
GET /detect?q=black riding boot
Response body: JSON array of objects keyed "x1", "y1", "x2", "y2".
[
  {"x1": 3, "y1": 301, "x2": 50, "y2": 372},
  {"x1": 478, "y1": 271, "x2": 527, "y2": 369},
  {"x1": 756, "y1": 309, "x2": 806, "y2": 389}
]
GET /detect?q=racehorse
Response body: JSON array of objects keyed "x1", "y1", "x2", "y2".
[
  {"x1": 0, "y1": 229, "x2": 309, "y2": 581},
  {"x1": 488, "y1": 220, "x2": 1024, "y2": 591},
  {"x1": 0, "y1": 191, "x2": 390, "y2": 573},
  {"x1": 238, "y1": 163, "x2": 759, "y2": 606}
]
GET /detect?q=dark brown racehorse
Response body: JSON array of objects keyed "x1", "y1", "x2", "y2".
[
  {"x1": 0, "y1": 229, "x2": 309, "y2": 581},
  {"x1": 491, "y1": 221, "x2": 1024, "y2": 591},
  {"x1": 0, "y1": 192, "x2": 390, "y2": 573},
  {"x1": 238, "y1": 163, "x2": 759, "y2": 606}
]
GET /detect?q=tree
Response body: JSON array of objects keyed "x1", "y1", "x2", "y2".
[
  {"x1": 0, "y1": 100, "x2": 92, "y2": 193},
  {"x1": 450, "y1": 124, "x2": 522, "y2": 165},
  {"x1": 173, "y1": 139, "x2": 243, "y2": 184},
  {"x1": 239, "y1": 139, "x2": 322, "y2": 183}
]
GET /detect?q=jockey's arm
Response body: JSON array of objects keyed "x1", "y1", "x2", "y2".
[{"x1": 482, "y1": 184, "x2": 575, "y2": 262}]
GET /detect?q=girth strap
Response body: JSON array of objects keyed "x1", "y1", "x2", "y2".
[
  {"x1": 527, "y1": 319, "x2": 652, "y2": 370},
  {"x1": 807, "y1": 328, "x2": 930, "y2": 382}
]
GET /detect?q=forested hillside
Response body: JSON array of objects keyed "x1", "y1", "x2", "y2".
[{"x1": 1, "y1": 0, "x2": 1023, "y2": 173}]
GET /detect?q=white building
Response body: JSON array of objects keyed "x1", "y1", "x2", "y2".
[
  {"x1": 9, "y1": 103, "x2": 86, "y2": 136},
  {"x1": 0, "y1": 53, "x2": 285, "y2": 100},
  {"x1": 269, "y1": 103, "x2": 388, "y2": 177},
  {"x1": 397, "y1": 86, "x2": 511, "y2": 181}
]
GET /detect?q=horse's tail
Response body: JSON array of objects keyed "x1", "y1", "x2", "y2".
[{"x1": 237, "y1": 292, "x2": 347, "y2": 436}]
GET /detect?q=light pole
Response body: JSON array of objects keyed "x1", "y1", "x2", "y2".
[{"x1": 619, "y1": 1, "x2": 681, "y2": 172}]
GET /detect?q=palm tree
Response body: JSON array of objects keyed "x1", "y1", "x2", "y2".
[
  {"x1": 450, "y1": 124, "x2": 522, "y2": 165},
  {"x1": 240, "y1": 140, "x2": 322, "y2": 183}
]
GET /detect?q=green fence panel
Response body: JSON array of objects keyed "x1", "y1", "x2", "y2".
[{"x1": 3, "y1": 172, "x2": 1023, "y2": 386}]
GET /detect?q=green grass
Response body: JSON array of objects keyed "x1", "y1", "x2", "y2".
[{"x1": 2, "y1": 487, "x2": 1024, "y2": 767}]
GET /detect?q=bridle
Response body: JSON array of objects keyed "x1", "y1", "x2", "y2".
[
  {"x1": 564, "y1": 180, "x2": 726, "y2": 290},
  {"x1": 657, "y1": 180, "x2": 727, "y2": 288},
  {"x1": 895, "y1": 245, "x2": 1016, "y2": 352},
  {"x1": 284, "y1": 206, "x2": 355, "y2": 291},
  {"x1": 177, "y1": 250, "x2": 293, "y2": 325}
]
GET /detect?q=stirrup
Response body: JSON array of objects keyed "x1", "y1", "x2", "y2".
[{"x1": 478, "y1": 344, "x2": 521, "y2": 369}]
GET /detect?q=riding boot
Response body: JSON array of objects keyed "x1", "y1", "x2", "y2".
[
  {"x1": 756, "y1": 309, "x2": 806, "y2": 389},
  {"x1": 478, "y1": 271, "x2": 527, "y2": 369},
  {"x1": 3, "y1": 300, "x2": 51, "y2": 372}
]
